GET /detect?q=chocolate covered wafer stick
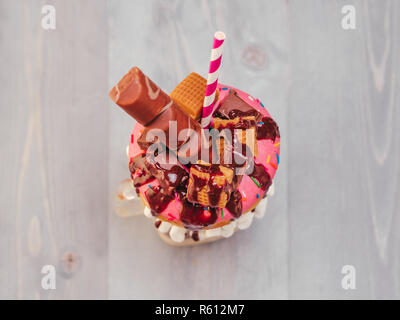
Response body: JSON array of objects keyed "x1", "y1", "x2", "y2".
[{"x1": 109, "y1": 67, "x2": 172, "y2": 125}]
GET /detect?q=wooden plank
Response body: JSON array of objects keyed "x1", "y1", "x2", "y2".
[
  {"x1": 0, "y1": 0, "x2": 108, "y2": 299},
  {"x1": 107, "y1": 0, "x2": 289, "y2": 299},
  {"x1": 1, "y1": 0, "x2": 398, "y2": 300},
  {"x1": 287, "y1": 0, "x2": 400, "y2": 298}
]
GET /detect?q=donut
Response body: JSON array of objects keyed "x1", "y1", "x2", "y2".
[{"x1": 126, "y1": 83, "x2": 280, "y2": 245}]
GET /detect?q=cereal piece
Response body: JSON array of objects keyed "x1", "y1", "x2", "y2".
[
  {"x1": 213, "y1": 116, "x2": 258, "y2": 158},
  {"x1": 187, "y1": 162, "x2": 234, "y2": 208}
]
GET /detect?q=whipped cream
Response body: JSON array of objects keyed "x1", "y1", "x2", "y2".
[{"x1": 169, "y1": 226, "x2": 186, "y2": 243}]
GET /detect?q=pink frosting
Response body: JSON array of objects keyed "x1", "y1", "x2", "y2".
[{"x1": 129, "y1": 84, "x2": 280, "y2": 227}]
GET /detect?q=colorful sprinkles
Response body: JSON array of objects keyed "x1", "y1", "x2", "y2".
[
  {"x1": 256, "y1": 193, "x2": 260, "y2": 199},
  {"x1": 250, "y1": 176, "x2": 261, "y2": 188},
  {"x1": 221, "y1": 209, "x2": 223, "y2": 218},
  {"x1": 260, "y1": 102, "x2": 265, "y2": 108},
  {"x1": 274, "y1": 141, "x2": 280, "y2": 147},
  {"x1": 130, "y1": 134, "x2": 134, "y2": 143},
  {"x1": 270, "y1": 162, "x2": 278, "y2": 170},
  {"x1": 221, "y1": 87, "x2": 228, "y2": 90},
  {"x1": 266, "y1": 154, "x2": 271, "y2": 164},
  {"x1": 276, "y1": 153, "x2": 280, "y2": 164}
]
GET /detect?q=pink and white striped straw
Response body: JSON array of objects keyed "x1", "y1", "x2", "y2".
[{"x1": 201, "y1": 31, "x2": 226, "y2": 128}]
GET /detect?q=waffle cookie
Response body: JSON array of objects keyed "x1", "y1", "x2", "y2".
[
  {"x1": 213, "y1": 116, "x2": 258, "y2": 161},
  {"x1": 171, "y1": 72, "x2": 218, "y2": 121},
  {"x1": 187, "y1": 162, "x2": 234, "y2": 208}
]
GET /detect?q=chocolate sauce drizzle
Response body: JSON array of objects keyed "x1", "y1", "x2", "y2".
[
  {"x1": 129, "y1": 154, "x2": 153, "y2": 188},
  {"x1": 180, "y1": 200, "x2": 218, "y2": 230},
  {"x1": 191, "y1": 231, "x2": 199, "y2": 241},
  {"x1": 257, "y1": 116, "x2": 280, "y2": 141},
  {"x1": 145, "y1": 152, "x2": 189, "y2": 195},
  {"x1": 249, "y1": 163, "x2": 272, "y2": 191},
  {"x1": 189, "y1": 164, "x2": 231, "y2": 208},
  {"x1": 225, "y1": 190, "x2": 243, "y2": 218},
  {"x1": 145, "y1": 186, "x2": 173, "y2": 216},
  {"x1": 154, "y1": 220, "x2": 162, "y2": 229},
  {"x1": 165, "y1": 165, "x2": 188, "y2": 187},
  {"x1": 129, "y1": 90, "x2": 277, "y2": 227}
]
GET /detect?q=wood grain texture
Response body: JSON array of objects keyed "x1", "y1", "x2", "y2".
[
  {"x1": 287, "y1": 0, "x2": 400, "y2": 299},
  {"x1": 0, "y1": 0, "x2": 399, "y2": 299},
  {"x1": 0, "y1": 0, "x2": 108, "y2": 299}
]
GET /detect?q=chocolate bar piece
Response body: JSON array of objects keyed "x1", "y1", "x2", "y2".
[
  {"x1": 145, "y1": 150, "x2": 189, "y2": 195},
  {"x1": 225, "y1": 190, "x2": 243, "y2": 218},
  {"x1": 180, "y1": 200, "x2": 218, "y2": 230},
  {"x1": 109, "y1": 67, "x2": 172, "y2": 125},
  {"x1": 213, "y1": 90, "x2": 263, "y2": 122},
  {"x1": 187, "y1": 162, "x2": 234, "y2": 208},
  {"x1": 129, "y1": 153, "x2": 153, "y2": 188},
  {"x1": 137, "y1": 101, "x2": 202, "y2": 152}
]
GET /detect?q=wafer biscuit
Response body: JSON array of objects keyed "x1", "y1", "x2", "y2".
[{"x1": 171, "y1": 72, "x2": 218, "y2": 121}]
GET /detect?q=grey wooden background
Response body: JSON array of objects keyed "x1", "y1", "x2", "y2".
[{"x1": 0, "y1": 0, "x2": 399, "y2": 299}]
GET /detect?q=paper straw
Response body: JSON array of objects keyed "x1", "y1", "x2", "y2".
[{"x1": 201, "y1": 31, "x2": 225, "y2": 128}]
